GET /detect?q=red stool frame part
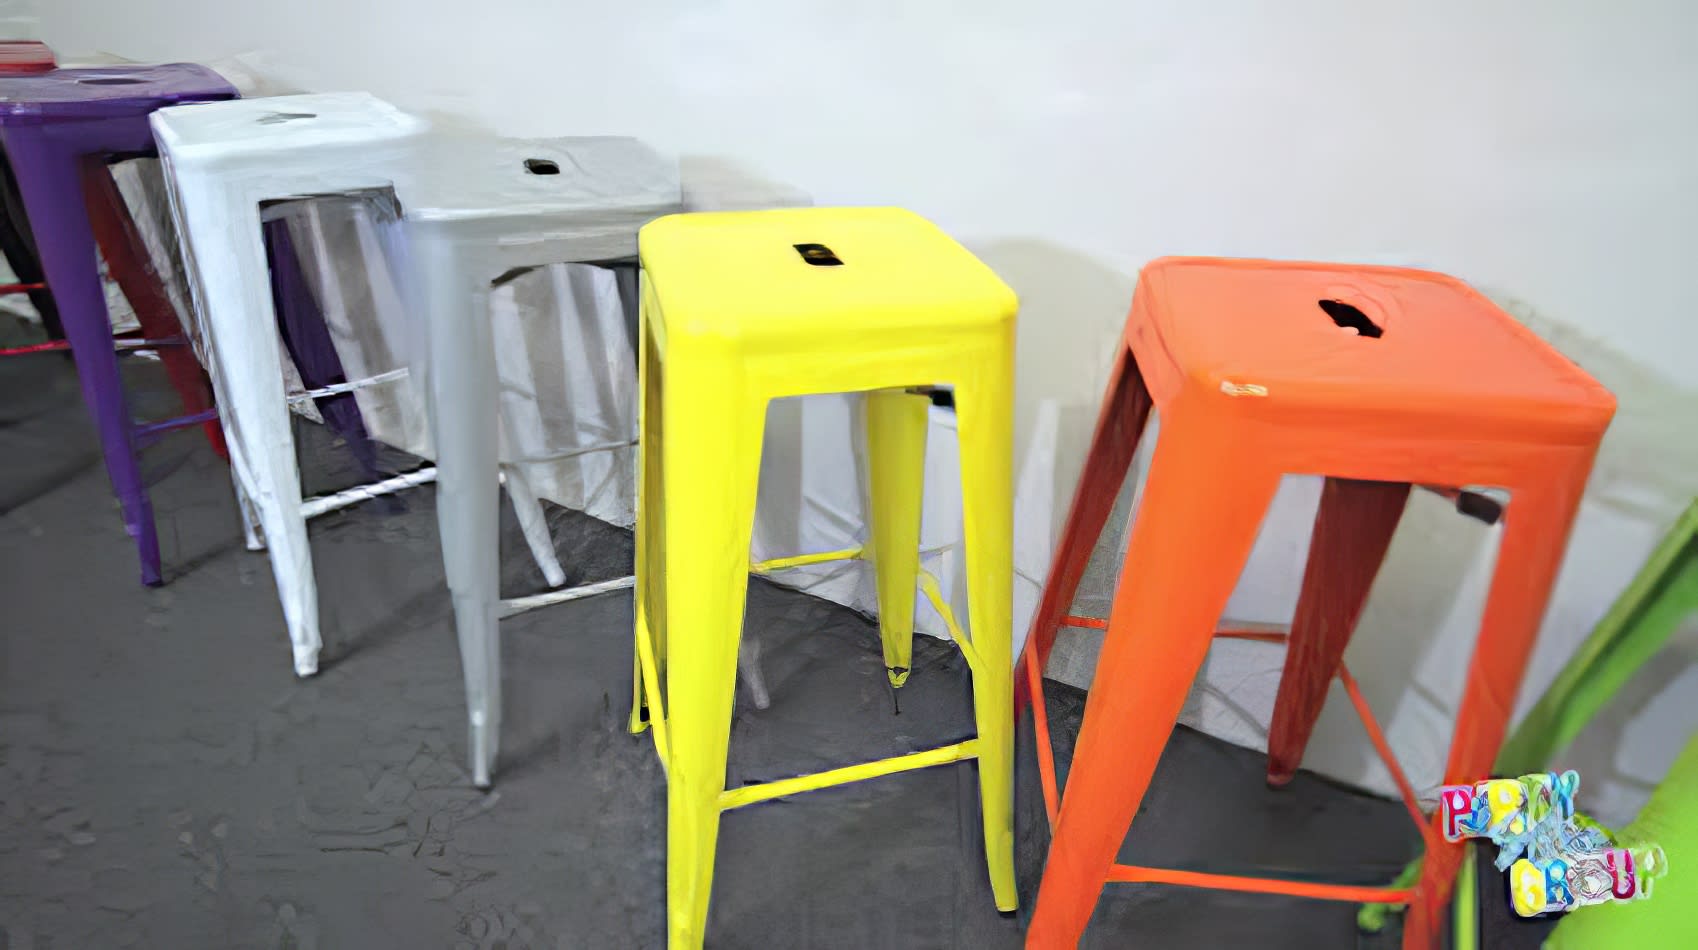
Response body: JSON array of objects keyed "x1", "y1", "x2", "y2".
[
  {"x1": 1026, "y1": 620, "x2": 1430, "y2": 901},
  {"x1": 79, "y1": 156, "x2": 227, "y2": 458}
]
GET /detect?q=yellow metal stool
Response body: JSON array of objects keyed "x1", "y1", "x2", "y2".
[{"x1": 629, "y1": 206, "x2": 1019, "y2": 947}]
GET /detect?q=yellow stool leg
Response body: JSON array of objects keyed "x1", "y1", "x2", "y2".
[
  {"x1": 661, "y1": 364, "x2": 767, "y2": 948},
  {"x1": 865, "y1": 390, "x2": 930, "y2": 688},
  {"x1": 631, "y1": 314, "x2": 668, "y2": 735},
  {"x1": 955, "y1": 355, "x2": 1018, "y2": 912}
]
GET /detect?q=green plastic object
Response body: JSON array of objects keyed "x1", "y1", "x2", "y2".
[
  {"x1": 1546, "y1": 728, "x2": 1698, "y2": 947},
  {"x1": 1358, "y1": 498, "x2": 1698, "y2": 938},
  {"x1": 1454, "y1": 842, "x2": 1477, "y2": 950},
  {"x1": 1496, "y1": 498, "x2": 1698, "y2": 777}
]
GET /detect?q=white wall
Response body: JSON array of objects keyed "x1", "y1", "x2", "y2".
[{"x1": 37, "y1": 0, "x2": 1698, "y2": 823}]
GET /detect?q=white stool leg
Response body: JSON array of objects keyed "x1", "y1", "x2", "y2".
[
  {"x1": 420, "y1": 241, "x2": 503, "y2": 787},
  {"x1": 174, "y1": 184, "x2": 320, "y2": 675},
  {"x1": 232, "y1": 470, "x2": 266, "y2": 551},
  {"x1": 503, "y1": 462, "x2": 566, "y2": 588},
  {"x1": 737, "y1": 635, "x2": 771, "y2": 710}
]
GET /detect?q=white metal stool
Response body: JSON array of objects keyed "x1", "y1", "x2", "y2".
[{"x1": 148, "y1": 94, "x2": 588, "y2": 682}]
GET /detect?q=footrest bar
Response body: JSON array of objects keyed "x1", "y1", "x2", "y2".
[
  {"x1": 0, "y1": 336, "x2": 185, "y2": 358},
  {"x1": 134, "y1": 407, "x2": 220, "y2": 441},
  {"x1": 919, "y1": 569, "x2": 982, "y2": 676},
  {"x1": 751, "y1": 546, "x2": 863, "y2": 574},
  {"x1": 717, "y1": 739, "x2": 980, "y2": 812},
  {"x1": 1063, "y1": 615, "x2": 1290, "y2": 644},
  {"x1": 499, "y1": 574, "x2": 635, "y2": 619},
  {"x1": 287, "y1": 367, "x2": 410, "y2": 405},
  {"x1": 1106, "y1": 863, "x2": 1414, "y2": 905},
  {"x1": 300, "y1": 466, "x2": 436, "y2": 520}
]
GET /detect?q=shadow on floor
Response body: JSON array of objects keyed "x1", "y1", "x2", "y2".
[{"x1": 0, "y1": 348, "x2": 1556, "y2": 948}]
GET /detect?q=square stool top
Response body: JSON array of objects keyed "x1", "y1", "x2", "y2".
[
  {"x1": 149, "y1": 92, "x2": 424, "y2": 169},
  {"x1": 1131, "y1": 257, "x2": 1615, "y2": 440},
  {"x1": 0, "y1": 63, "x2": 233, "y2": 123},
  {"x1": 405, "y1": 135, "x2": 681, "y2": 263},
  {"x1": 640, "y1": 206, "x2": 1016, "y2": 344}
]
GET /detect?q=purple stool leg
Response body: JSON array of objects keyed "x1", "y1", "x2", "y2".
[
  {"x1": 0, "y1": 148, "x2": 62, "y2": 340},
  {"x1": 264, "y1": 217, "x2": 384, "y2": 483},
  {"x1": 4, "y1": 138, "x2": 162, "y2": 585}
]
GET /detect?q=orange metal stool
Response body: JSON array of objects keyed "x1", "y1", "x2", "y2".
[{"x1": 1018, "y1": 257, "x2": 1614, "y2": 948}]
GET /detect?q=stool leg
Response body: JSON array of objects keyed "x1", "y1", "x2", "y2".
[
  {"x1": 630, "y1": 313, "x2": 667, "y2": 735},
  {"x1": 955, "y1": 369, "x2": 1019, "y2": 912},
  {"x1": 265, "y1": 217, "x2": 381, "y2": 479},
  {"x1": 6, "y1": 140, "x2": 164, "y2": 585},
  {"x1": 1404, "y1": 475, "x2": 1588, "y2": 949},
  {"x1": 170, "y1": 187, "x2": 320, "y2": 671},
  {"x1": 80, "y1": 158, "x2": 227, "y2": 461},
  {"x1": 864, "y1": 389, "x2": 929, "y2": 688},
  {"x1": 0, "y1": 149, "x2": 62, "y2": 340},
  {"x1": 231, "y1": 468, "x2": 266, "y2": 551},
  {"x1": 422, "y1": 257, "x2": 504, "y2": 787},
  {"x1": 503, "y1": 462, "x2": 567, "y2": 588},
  {"x1": 499, "y1": 366, "x2": 566, "y2": 588},
  {"x1": 660, "y1": 374, "x2": 766, "y2": 948},
  {"x1": 1266, "y1": 477, "x2": 1410, "y2": 785},
  {"x1": 1016, "y1": 346, "x2": 1152, "y2": 709},
  {"x1": 1028, "y1": 428, "x2": 1280, "y2": 948}
]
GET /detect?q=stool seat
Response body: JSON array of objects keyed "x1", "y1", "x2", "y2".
[
  {"x1": 149, "y1": 91, "x2": 422, "y2": 167},
  {"x1": 1135, "y1": 257, "x2": 1615, "y2": 441},
  {"x1": 409, "y1": 136, "x2": 677, "y2": 239},
  {"x1": 641, "y1": 207, "x2": 1015, "y2": 350},
  {"x1": 0, "y1": 63, "x2": 226, "y2": 122}
]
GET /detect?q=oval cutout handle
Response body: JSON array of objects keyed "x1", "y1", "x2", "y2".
[{"x1": 1318, "y1": 299, "x2": 1383, "y2": 338}]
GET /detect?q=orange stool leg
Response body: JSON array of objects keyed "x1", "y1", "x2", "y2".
[
  {"x1": 1026, "y1": 421, "x2": 1280, "y2": 948},
  {"x1": 1403, "y1": 473, "x2": 1588, "y2": 949},
  {"x1": 1266, "y1": 478, "x2": 1410, "y2": 785},
  {"x1": 1015, "y1": 346, "x2": 1152, "y2": 710}
]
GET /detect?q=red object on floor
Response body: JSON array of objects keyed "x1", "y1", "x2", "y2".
[
  {"x1": 0, "y1": 41, "x2": 53, "y2": 75},
  {"x1": 1018, "y1": 257, "x2": 1614, "y2": 949}
]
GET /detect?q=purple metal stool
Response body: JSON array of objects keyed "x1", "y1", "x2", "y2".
[{"x1": 0, "y1": 64, "x2": 236, "y2": 585}]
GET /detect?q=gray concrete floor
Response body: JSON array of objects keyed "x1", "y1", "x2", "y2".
[{"x1": 0, "y1": 330, "x2": 1554, "y2": 948}]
